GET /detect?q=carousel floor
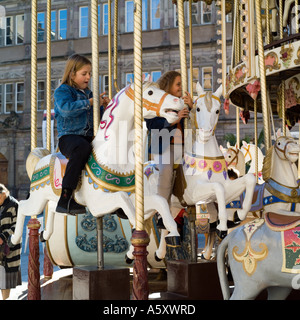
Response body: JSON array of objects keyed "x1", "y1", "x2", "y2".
[{"x1": 18, "y1": 267, "x2": 168, "y2": 300}]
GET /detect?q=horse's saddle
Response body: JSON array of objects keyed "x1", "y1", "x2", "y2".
[{"x1": 265, "y1": 212, "x2": 300, "y2": 232}]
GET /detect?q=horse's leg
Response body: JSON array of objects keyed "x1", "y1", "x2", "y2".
[
  {"x1": 235, "y1": 173, "x2": 256, "y2": 221},
  {"x1": 144, "y1": 195, "x2": 180, "y2": 237},
  {"x1": 40, "y1": 201, "x2": 56, "y2": 241},
  {"x1": 267, "y1": 287, "x2": 291, "y2": 300},
  {"x1": 209, "y1": 182, "x2": 228, "y2": 232},
  {"x1": 155, "y1": 229, "x2": 169, "y2": 261},
  {"x1": 11, "y1": 192, "x2": 49, "y2": 245},
  {"x1": 202, "y1": 231, "x2": 215, "y2": 260}
]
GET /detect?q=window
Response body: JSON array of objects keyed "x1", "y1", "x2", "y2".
[
  {"x1": 102, "y1": 75, "x2": 109, "y2": 93},
  {"x1": 191, "y1": 3, "x2": 200, "y2": 25},
  {"x1": 16, "y1": 82, "x2": 24, "y2": 113},
  {"x1": 37, "y1": 81, "x2": 45, "y2": 111},
  {"x1": 126, "y1": 73, "x2": 134, "y2": 85},
  {"x1": 79, "y1": 6, "x2": 89, "y2": 38},
  {"x1": 58, "y1": 9, "x2": 67, "y2": 39},
  {"x1": 201, "y1": 2, "x2": 212, "y2": 24},
  {"x1": 16, "y1": 14, "x2": 24, "y2": 44},
  {"x1": 151, "y1": 0, "x2": 160, "y2": 29},
  {"x1": 4, "y1": 83, "x2": 13, "y2": 113},
  {"x1": 37, "y1": 12, "x2": 45, "y2": 42},
  {"x1": 0, "y1": 84, "x2": 2, "y2": 113},
  {"x1": 125, "y1": 1, "x2": 134, "y2": 32},
  {"x1": 151, "y1": 71, "x2": 161, "y2": 82},
  {"x1": 6, "y1": 16, "x2": 13, "y2": 45},
  {"x1": 51, "y1": 11, "x2": 56, "y2": 40},
  {"x1": 103, "y1": 3, "x2": 108, "y2": 35},
  {"x1": 188, "y1": 68, "x2": 199, "y2": 97},
  {"x1": 202, "y1": 66, "x2": 213, "y2": 91},
  {"x1": 126, "y1": 0, "x2": 147, "y2": 32}
]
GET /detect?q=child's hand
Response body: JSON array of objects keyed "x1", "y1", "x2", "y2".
[
  {"x1": 100, "y1": 92, "x2": 110, "y2": 108},
  {"x1": 171, "y1": 107, "x2": 189, "y2": 125},
  {"x1": 182, "y1": 91, "x2": 193, "y2": 109}
]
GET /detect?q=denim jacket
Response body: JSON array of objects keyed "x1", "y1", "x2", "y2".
[{"x1": 54, "y1": 84, "x2": 94, "y2": 138}]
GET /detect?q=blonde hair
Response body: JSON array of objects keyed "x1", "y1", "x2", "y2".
[
  {"x1": 157, "y1": 71, "x2": 181, "y2": 93},
  {"x1": 60, "y1": 54, "x2": 91, "y2": 88}
]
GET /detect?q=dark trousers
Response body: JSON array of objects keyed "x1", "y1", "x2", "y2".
[{"x1": 58, "y1": 134, "x2": 93, "y2": 190}]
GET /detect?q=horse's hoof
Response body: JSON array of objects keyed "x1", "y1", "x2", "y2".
[
  {"x1": 125, "y1": 254, "x2": 134, "y2": 264},
  {"x1": 233, "y1": 211, "x2": 241, "y2": 223},
  {"x1": 216, "y1": 229, "x2": 227, "y2": 240},
  {"x1": 154, "y1": 252, "x2": 162, "y2": 262},
  {"x1": 40, "y1": 230, "x2": 46, "y2": 242}
]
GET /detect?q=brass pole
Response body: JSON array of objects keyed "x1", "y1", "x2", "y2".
[
  {"x1": 255, "y1": 0, "x2": 271, "y2": 150},
  {"x1": 91, "y1": 0, "x2": 103, "y2": 270},
  {"x1": 279, "y1": 0, "x2": 283, "y2": 39},
  {"x1": 221, "y1": 0, "x2": 226, "y2": 97},
  {"x1": 113, "y1": 0, "x2": 120, "y2": 92},
  {"x1": 188, "y1": 0, "x2": 193, "y2": 94},
  {"x1": 46, "y1": 0, "x2": 52, "y2": 152},
  {"x1": 131, "y1": 0, "x2": 149, "y2": 301},
  {"x1": 31, "y1": 0, "x2": 37, "y2": 150},
  {"x1": 281, "y1": 81, "x2": 286, "y2": 135},
  {"x1": 254, "y1": 99, "x2": 258, "y2": 183},
  {"x1": 108, "y1": 0, "x2": 112, "y2": 99}
]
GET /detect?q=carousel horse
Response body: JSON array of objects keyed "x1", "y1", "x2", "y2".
[
  {"x1": 141, "y1": 83, "x2": 257, "y2": 260},
  {"x1": 240, "y1": 140, "x2": 265, "y2": 184},
  {"x1": 217, "y1": 132, "x2": 300, "y2": 300},
  {"x1": 181, "y1": 83, "x2": 256, "y2": 239},
  {"x1": 10, "y1": 82, "x2": 185, "y2": 264}
]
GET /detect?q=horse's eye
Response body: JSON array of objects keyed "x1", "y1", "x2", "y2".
[
  {"x1": 216, "y1": 110, "x2": 220, "y2": 114},
  {"x1": 148, "y1": 90, "x2": 153, "y2": 95},
  {"x1": 278, "y1": 142, "x2": 280, "y2": 145},
  {"x1": 197, "y1": 107, "x2": 200, "y2": 112}
]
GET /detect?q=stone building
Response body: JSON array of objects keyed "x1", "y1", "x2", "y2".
[{"x1": 0, "y1": 0, "x2": 267, "y2": 199}]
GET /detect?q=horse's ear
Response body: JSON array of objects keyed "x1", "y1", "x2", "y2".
[
  {"x1": 227, "y1": 141, "x2": 230, "y2": 148},
  {"x1": 242, "y1": 140, "x2": 247, "y2": 147},
  {"x1": 276, "y1": 128, "x2": 281, "y2": 138},
  {"x1": 285, "y1": 126, "x2": 292, "y2": 137},
  {"x1": 214, "y1": 85, "x2": 223, "y2": 98},
  {"x1": 235, "y1": 143, "x2": 238, "y2": 149},
  {"x1": 196, "y1": 82, "x2": 205, "y2": 96},
  {"x1": 220, "y1": 145, "x2": 224, "y2": 152}
]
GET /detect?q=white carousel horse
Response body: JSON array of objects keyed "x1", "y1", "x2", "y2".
[
  {"x1": 240, "y1": 140, "x2": 265, "y2": 184},
  {"x1": 217, "y1": 132, "x2": 300, "y2": 300},
  {"x1": 10, "y1": 82, "x2": 185, "y2": 263},
  {"x1": 149, "y1": 83, "x2": 257, "y2": 260},
  {"x1": 181, "y1": 83, "x2": 256, "y2": 238}
]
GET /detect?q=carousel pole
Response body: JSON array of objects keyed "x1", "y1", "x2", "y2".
[
  {"x1": 108, "y1": 0, "x2": 112, "y2": 99},
  {"x1": 255, "y1": 0, "x2": 271, "y2": 150},
  {"x1": 43, "y1": 0, "x2": 54, "y2": 279},
  {"x1": 28, "y1": 0, "x2": 41, "y2": 300},
  {"x1": 131, "y1": 0, "x2": 150, "y2": 300},
  {"x1": 113, "y1": 0, "x2": 120, "y2": 92},
  {"x1": 91, "y1": 0, "x2": 103, "y2": 270}
]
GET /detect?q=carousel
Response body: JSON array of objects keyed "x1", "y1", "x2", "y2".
[{"x1": 8, "y1": 0, "x2": 300, "y2": 300}]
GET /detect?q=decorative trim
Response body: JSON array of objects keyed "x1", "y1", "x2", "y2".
[
  {"x1": 266, "y1": 178, "x2": 300, "y2": 203},
  {"x1": 85, "y1": 151, "x2": 135, "y2": 192},
  {"x1": 232, "y1": 219, "x2": 268, "y2": 276}
]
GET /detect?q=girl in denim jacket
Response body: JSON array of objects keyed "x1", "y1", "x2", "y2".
[{"x1": 54, "y1": 54, "x2": 109, "y2": 214}]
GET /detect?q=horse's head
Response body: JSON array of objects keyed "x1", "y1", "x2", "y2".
[
  {"x1": 274, "y1": 129, "x2": 300, "y2": 163},
  {"x1": 194, "y1": 82, "x2": 222, "y2": 143},
  {"x1": 142, "y1": 82, "x2": 184, "y2": 124}
]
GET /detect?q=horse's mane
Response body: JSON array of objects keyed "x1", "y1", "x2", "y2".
[
  {"x1": 204, "y1": 91, "x2": 213, "y2": 112},
  {"x1": 262, "y1": 145, "x2": 273, "y2": 181},
  {"x1": 142, "y1": 81, "x2": 159, "y2": 91}
]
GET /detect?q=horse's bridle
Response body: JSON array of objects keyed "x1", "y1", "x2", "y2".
[
  {"x1": 274, "y1": 138, "x2": 296, "y2": 158},
  {"x1": 227, "y1": 148, "x2": 239, "y2": 167},
  {"x1": 125, "y1": 85, "x2": 169, "y2": 117}
]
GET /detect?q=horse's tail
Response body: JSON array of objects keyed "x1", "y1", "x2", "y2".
[
  {"x1": 26, "y1": 147, "x2": 51, "y2": 179},
  {"x1": 216, "y1": 232, "x2": 232, "y2": 300}
]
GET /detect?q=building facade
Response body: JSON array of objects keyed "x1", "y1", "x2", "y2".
[{"x1": 0, "y1": 0, "x2": 267, "y2": 199}]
